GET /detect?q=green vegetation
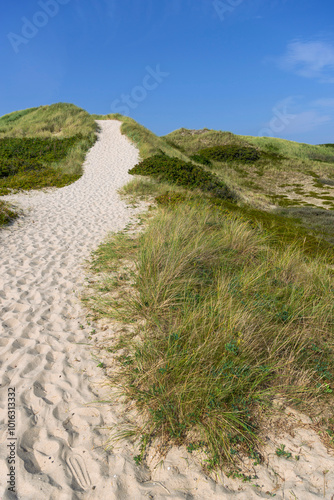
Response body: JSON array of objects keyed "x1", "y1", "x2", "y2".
[
  {"x1": 0, "y1": 103, "x2": 97, "y2": 196},
  {"x1": 242, "y1": 135, "x2": 334, "y2": 163},
  {"x1": 129, "y1": 154, "x2": 237, "y2": 201},
  {"x1": 0, "y1": 103, "x2": 97, "y2": 138},
  {"x1": 163, "y1": 128, "x2": 250, "y2": 155},
  {"x1": 0, "y1": 200, "x2": 18, "y2": 226},
  {"x1": 0, "y1": 136, "x2": 82, "y2": 177},
  {"x1": 83, "y1": 115, "x2": 334, "y2": 476},
  {"x1": 197, "y1": 145, "x2": 260, "y2": 163},
  {"x1": 189, "y1": 153, "x2": 212, "y2": 166},
  {"x1": 161, "y1": 127, "x2": 334, "y2": 246},
  {"x1": 87, "y1": 197, "x2": 334, "y2": 471},
  {"x1": 275, "y1": 445, "x2": 293, "y2": 459}
]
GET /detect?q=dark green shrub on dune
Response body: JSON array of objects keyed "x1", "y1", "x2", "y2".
[
  {"x1": 129, "y1": 154, "x2": 237, "y2": 201},
  {"x1": 0, "y1": 136, "x2": 83, "y2": 178},
  {"x1": 189, "y1": 153, "x2": 212, "y2": 166},
  {"x1": 198, "y1": 145, "x2": 260, "y2": 163},
  {"x1": 0, "y1": 133, "x2": 96, "y2": 193}
]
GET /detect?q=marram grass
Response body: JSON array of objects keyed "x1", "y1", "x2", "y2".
[{"x1": 87, "y1": 199, "x2": 334, "y2": 471}]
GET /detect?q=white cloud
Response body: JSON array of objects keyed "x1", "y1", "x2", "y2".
[{"x1": 276, "y1": 40, "x2": 334, "y2": 83}]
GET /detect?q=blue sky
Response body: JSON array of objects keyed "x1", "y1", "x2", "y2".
[{"x1": 1, "y1": 0, "x2": 334, "y2": 143}]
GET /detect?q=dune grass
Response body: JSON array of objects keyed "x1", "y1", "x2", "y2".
[
  {"x1": 0, "y1": 103, "x2": 97, "y2": 138},
  {"x1": 162, "y1": 127, "x2": 334, "y2": 246},
  {"x1": 242, "y1": 135, "x2": 334, "y2": 163},
  {"x1": 128, "y1": 154, "x2": 237, "y2": 202},
  {"x1": 83, "y1": 115, "x2": 334, "y2": 474},
  {"x1": 87, "y1": 196, "x2": 334, "y2": 471},
  {"x1": 0, "y1": 103, "x2": 97, "y2": 195},
  {"x1": 0, "y1": 200, "x2": 19, "y2": 226},
  {"x1": 164, "y1": 127, "x2": 334, "y2": 163}
]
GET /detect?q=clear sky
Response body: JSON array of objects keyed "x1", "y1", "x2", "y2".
[{"x1": 1, "y1": 0, "x2": 334, "y2": 143}]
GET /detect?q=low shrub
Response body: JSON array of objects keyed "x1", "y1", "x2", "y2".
[
  {"x1": 0, "y1": 133, "x2": 96, "y2": 193},
  {"x1": 197, "y1": 145, "x2": 260, "y2": 163},
  {"x1": 129, "y1": 154, "x2": 236, "y2": 201},
  {"x1": 190, "y1": 154, "x2": 212, "y2": 166},
  {"x1": 0, "y1": 168, "x2": 80, "y2": 195},
  {"x1": 0, "y1": 136, "x2": 83, "y2": 178}
]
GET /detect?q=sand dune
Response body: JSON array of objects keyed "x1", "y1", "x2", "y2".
[{"x1": 0, "y1": 121, "x2": 333, "y2": 499}]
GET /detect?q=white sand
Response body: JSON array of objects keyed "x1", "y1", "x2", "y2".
[{"x1": 0, "y1": 120, "x2": 333, "y2": 499}]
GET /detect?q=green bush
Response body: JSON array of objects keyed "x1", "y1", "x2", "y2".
[
  {"x1": 0, "y1": 168, "x2": 81, "y2": 195},
  {"x1": 197, "y1": 145, "x2": 260, "y2": 163},
  {"x1": 190, "y1": 154, "x2": 212, "y2": 166},
  {"x1": 0, "y1": 135, "x2": 83, "y2": 179},
  {"x1": 0, "y1": 158, "x2": 47, "y2": 177},
  {"x1": 129, "y1": 154, "x2": 236, "y2": 201}
]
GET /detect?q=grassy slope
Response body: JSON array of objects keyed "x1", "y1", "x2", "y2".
[
  {"x1": 106, "y1": 116, "x2": 333, "y2": 259},
  {"x1": 163, "y1": 128, "x2": 334, "y2": 248},
  {"x1": 0, "y1": 103, "x2": 97, "y2": 138},
  {"x1": 84, "y1": 116, "x2": 334, "y2": 476},
  {"x1": 87, "y1": 199, "x2": 334, "y2": 472},
  {"x1": 165, "y1": 127, "x2": 334, "y2": 162},
  {"x1": 0, "y1": 103, "x2": 98, "y2": 196}
]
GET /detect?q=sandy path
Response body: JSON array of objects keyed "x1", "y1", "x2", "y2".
[
  {"x1": 0, "y1": 121, "x2": 154, "y2": 499},
  {"x1": 1, "y1": 120, "x2": 334, "y2": 500}
]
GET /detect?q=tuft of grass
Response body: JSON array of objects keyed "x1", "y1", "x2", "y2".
[
  {"x1": 0, "y1": 200, "x2": 19, "y2": 226},
  {"x1": 86, "y1": 198, "x2": 334, "y2": 471}
]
